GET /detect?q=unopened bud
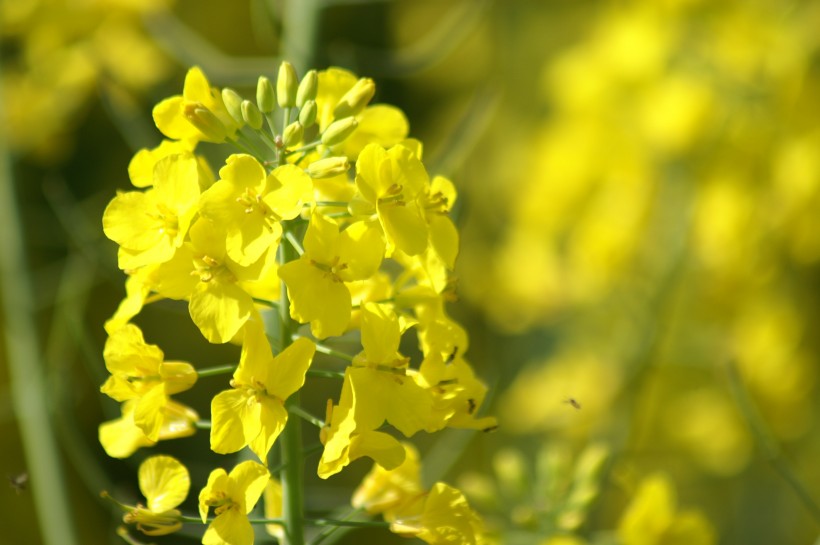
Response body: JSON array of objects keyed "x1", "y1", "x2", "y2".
[
  {"x1": 306, "y1": 156, "x2": 350, "y2": 179},
  {"x1": 256, "y1": 76, "x2": 276, "y2": 113},
  {"x1": 321, "y1": 116, "x2": 358, "y2": 146},
  {"x1": 296, "y1": 70, "x2": 318, "y2": 108},
  {"x1": 299, "y1": 100, "x2": 317, "y2": 128},
  {"x1": 277, "y1": 61, "x2": 298, "y2": 108},
  {"x1": 222, "y1": 88, "x2": 244, "y2": 124},
  {"x1": 333, "y1": 78, "x2": 375, "y2": 118},
  {"x1": 241, "y1": 100, "x2": 264, "y2": 130},
  {"x1": 282, "y1": 121, "x2": 304, "y2": 147},
  {"x1": 184, "y1": 103, "x2": 228, "y2": 142}
]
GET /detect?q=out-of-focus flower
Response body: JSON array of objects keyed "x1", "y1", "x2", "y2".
[
  {"x1": 618, "y1": 473, "x2": 715, "y2": 545},
  {"x1": 1, "y1": 0, "x2": 173, "y2": 159}
]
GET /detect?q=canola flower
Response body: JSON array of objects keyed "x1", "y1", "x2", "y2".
[{"x1": 100, "y1": 61, "x2": 493, "y2": 545}]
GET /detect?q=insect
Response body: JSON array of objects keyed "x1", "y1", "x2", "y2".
[
  {"x1": 8, "y1": 472, "x2": 28, "y2": 494},
  {"x1": 564, "y1": 397, "x2": 582, "y2": 410}
]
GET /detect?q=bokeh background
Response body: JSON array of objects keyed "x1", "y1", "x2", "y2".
[{"x1": 2, "y1": 1, "x2": 820, "y2": 544}]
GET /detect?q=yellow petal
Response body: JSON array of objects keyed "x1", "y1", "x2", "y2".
[
  {"x1": 203, "y1": 508, "x2": 254, "y2": 545},
  {"x1": 228, "y1": 460, "x2": 269, "y2": 513},
  {"x1": 139, "y1": 455, "x2": 190, "y2": 512},
  {"x1": 279, "y1": 258, "x2": 351, "y2": 339},
  {"x1": 248, "y1": 398, "x2": 288, "y2": 462},
  {"x1": 267, "y1": 337, "x2": 316, "y2": 399},
  {"x1": 210, "y1": 389, "x2": 261, "y2": 454},
  {"x1": 133, "y1": 384, "x2": 168, "y2": 441},
  {"x1": 360, "y1": 303, "x2": 401, "y2": 365},
  {"x1": 189, "y1": 281, "x2": 254, "y2": 344}
]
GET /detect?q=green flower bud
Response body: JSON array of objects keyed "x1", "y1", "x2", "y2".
[
  {"x1": 299, "y1": 100, "x2": 317, "y2": 128},
  {"x1": 296, "y1": 70, "x2": 318, "y2": 108},
  {"x1": 321, "y1": 116, "x2": 358, "y2": 146},
  {"x1": 221, "y1": 88, "x2": 244, "y2": 124},
  {"x1": 183, "y1": 103, "x2": 228, "y2": 142},
  {"x1": 305, "y1": 156, "x2": 350, "y2": 179},
  {"x1": 277, "y1": 61, "x2": 298, "y2": 108},
  {"x1": 333, "y1": 78, "x2": 375, "y2": 118},
  {"x1": 241, "y1": 100, "x2": 264, "y2": 130},
  {"x1": 282, "y1": 121, "x2": 304, "y2": 148},
  {"x1": 256, "y1": 76, "x2": 276, "y2": 113}
]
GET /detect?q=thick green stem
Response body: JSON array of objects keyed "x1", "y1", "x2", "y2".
[
  {"x1": 279, "y1": 230, "x2": 305, "y2": 545},
  {"x1": 277, "y1": 2, "x2": 324, "y2": 542}
]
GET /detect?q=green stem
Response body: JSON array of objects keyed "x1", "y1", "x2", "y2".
[
  {"x1": 310, "y1": 508, "x2": 366, "y2": 545},
  {"x1": 180, "y1": 515, "x2": 388, "y2": 528},
  {"x1": 285, "y1": 140, "x2": 322, "y2": 155},
  {"x1": 252, "y1": 296, "x2": 279, "y2": 308},
  {"x1": 284, "y1": 230, "x2": 305, "y2": 255},
  {"x1": 277, "y1": 3, "x2": 325, "y2": 543},
  {"x1": 297, "y1": 337, "x2": 354, "y2": 362},
  {"x1": 268, "y1": 443, "x2": 324, "y2": 474},
  {"x1": 279, "y1": 226, "x2": 305, "y2": 545},
  {"x1": 289, "y1": 405, "x2": 325, "y2": 428},
  {"x1": 196, "y1": 364, "x2": 238, "y2": 378},
  {"x1": 0, "y1": 67, "x2": 79, "y2": 545},
  {"x1": 307, "y1": 369, "x2": 345, "y2": 379},
  {"x1": 725, "y1": 360, "x2": 820, "y2": 525},
  {"x1": 350, "y1": 297, "x2": 394, "y2": 310}
]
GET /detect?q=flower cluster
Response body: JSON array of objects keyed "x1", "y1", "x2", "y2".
[{"x1": 100, "y1": 61, "x2": 493, "y2": 545}]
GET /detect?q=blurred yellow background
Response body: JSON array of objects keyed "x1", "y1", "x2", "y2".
[{"x1": 2, "y1": 1, "x2": 820, "y2": 544}]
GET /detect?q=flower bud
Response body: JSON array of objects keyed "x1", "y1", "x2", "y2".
[
  {"x1": 241, "y1": 100, "x2": 264, "y2": 130},
  {"x1": 282, "y1": 121, "x2": 304, "y2": 148},
  {"x1": 296, "y1": 70, "x2": 318, "y2": 108},
  {"x1": 299, "y1": 100, "x2": 317, "y2": 128},
  {"x1": 256, "y1": 76, "x2": 276, "y2": 113},
  {"x1": 321, "y1": 116, "x2": 358, "y2": 146},
  {"x1": 221, "y1": 88, "x2": 244, "y2": 124},
  {"x1": 333, "y1": 78, "x2": 375, "y2": 118},
  {"x1": 306, "y1": 156, "x2": 350, "y2": 179},
  {"x1": 183, "y1": 103, "x2": 228, "y2": 142},
  {"x1": 277, "y1": 61, "x2": 298, "y2": 108}
]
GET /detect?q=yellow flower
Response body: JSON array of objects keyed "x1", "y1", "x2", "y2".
[
  {"x1": 318, "y1": 382, "x2": 406, "y2": 479},
  {"x1": 103, "y1": 152, "x2": 204, "y2": 270},
  {"x1": 618, "y1": 474, "x2": 715, "y2": 545},
  {"x1": 199, "y1": 460, "x2": 269, "y2": 545},
  {"x1": 153, "y1": 66, "x2": 240, "y2": 144},
  {"x1": 199, "y1": 154, "x2": 312, "y2": 266},
  {"x1": 150, "y1": 218, "x2": 266, "y2": 343},
  {"x1": 127, "y1": 139, "x2": 212, "y2": 189},
  {"x1": 390, "y1": 482, "x2": 485, "y2": 545},
  {"x1": 352, "y1": 442, "x2": 423, "y2": 515},
  {"x1": 353, "y1": 143, "x2": 430, "y2": 256},
  {"x1": 318, "y1": 304, "x2": 441, "y2": 478},
  {"x1": 210, "y1": 319, "x2": 315, "y2": 461},
  {"x1": 279, "y1": 212, "x2": 385, "y2": 338},
  {"x1": 123, "y1": 455, "x2": 190, "y2": 536},
  {"x1": 100, "y1": 324, "x2": 197, "y2": 440},
  {"x1": 98, "y1": 399, "x2": 198, "y2": 459}
]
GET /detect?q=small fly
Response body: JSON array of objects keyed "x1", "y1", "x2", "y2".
[
  {"x1": 564, "y1": 398, "x2": 582, "y2": 410},
  {"x1": 9, "y1": 472, "x2": 28, "y2": 494}
]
